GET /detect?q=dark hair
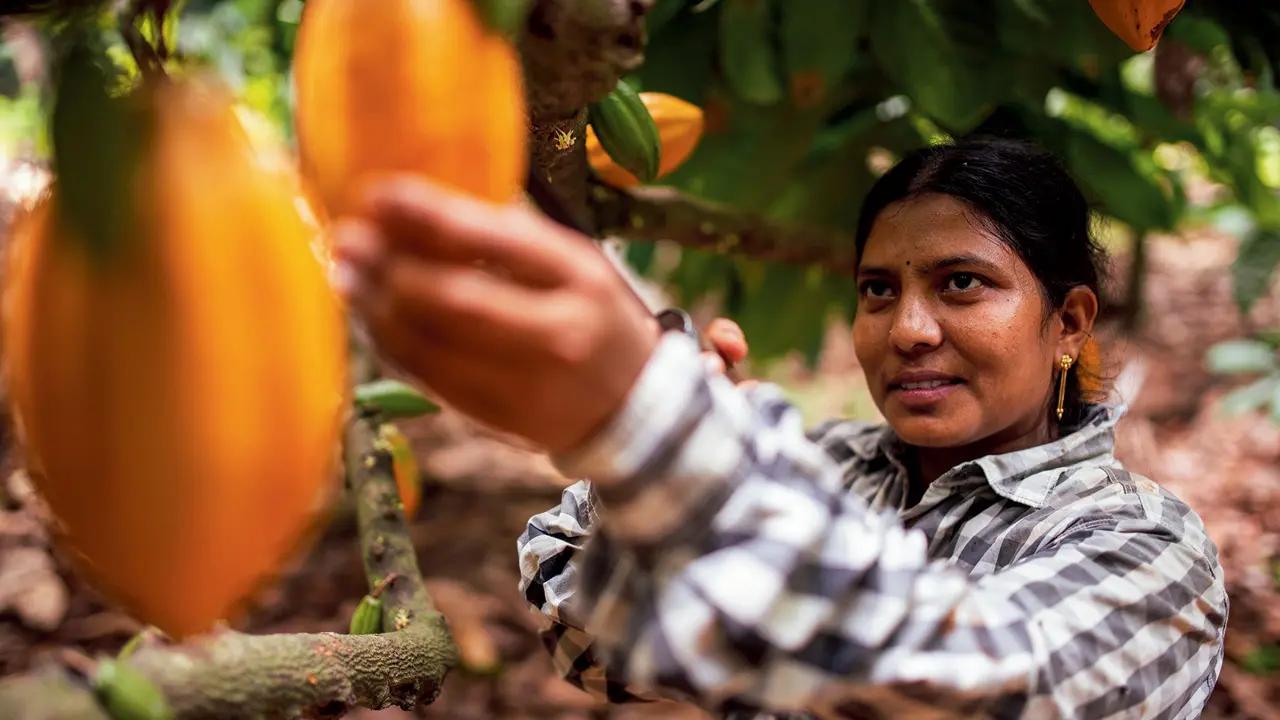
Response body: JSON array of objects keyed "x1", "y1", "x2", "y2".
[{"x1": 853, "y1": 137, "x2": 1107, "y2": 426}]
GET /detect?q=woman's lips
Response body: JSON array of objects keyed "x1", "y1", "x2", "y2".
[{"x1": 888, "y1": 377, "x2": 964, "y2": 408}]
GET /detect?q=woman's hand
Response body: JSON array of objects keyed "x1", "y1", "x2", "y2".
[
  {"x1": 700, "y1": 318, "x2": 758, "y2": 390},
  {"x1": 332, "y1": 176, "x2": 660, "y2": 454}
]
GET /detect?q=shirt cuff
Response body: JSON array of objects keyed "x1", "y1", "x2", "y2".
[{"x1": 550, "y1": 332, "x2": 745, "y2": 546}]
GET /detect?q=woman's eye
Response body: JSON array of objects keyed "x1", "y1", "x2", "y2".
[
  {"x1": 944, "y1": 273, "x2": 985, "y2": 292},
  {"x1": 860, "y1": 281, "x2": 894, "y2": 299}
]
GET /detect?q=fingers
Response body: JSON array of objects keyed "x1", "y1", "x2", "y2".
[
  {"x1": 360, "y1": 176, "x2": 578, "y2": 289},
  {"x1": 704, "y1": 318, "x2": 748, "y2": 365},
  {"x1": 702, "y1": 351, "x2": 726, "y2": 375},
  {"x1": 380, "y1": 256, "x2": 554, "y2": 353}
]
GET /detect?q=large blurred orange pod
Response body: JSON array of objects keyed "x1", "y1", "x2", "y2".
[
  {"x1": 293, "y1": 0, "x2": 528, "y2": 215},
  {"x1": 587, "y1": 92, "x2": 705, "y2": 188},
  {"x1": 1, "y1": 80, "x2": 348, "y2": 638},
  {"x1": 1088, "y1": 0, "x2": 1186, "y2": 52}
]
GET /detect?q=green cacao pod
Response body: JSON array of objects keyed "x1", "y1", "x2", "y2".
[
  {"x1": 719, "y1": 0, "x2": 784, "y2": 105},
  {"x1": 588, "y1": 81, "x2": 661, "y2": 183},
  {"x1": 348, "y1": 594, "x2": 384, "y2": 635},
  {"x1": 94, "y1": 660, "x2": 173, "y2": 720}
]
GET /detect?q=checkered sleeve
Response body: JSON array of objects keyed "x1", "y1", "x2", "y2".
[
  {"x1": 517, "y1": 480, "x2": 658, "y2": 702},
  {"x1": 525, "y1": 333, "x2": 1225, "y2": 717}
]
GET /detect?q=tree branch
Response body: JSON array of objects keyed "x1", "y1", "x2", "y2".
[
  {"x1": 589, "y1": 181, "x2": 858, "y2": 274},
  {"x1": 0, "y1": 417, "x2": 457, "y2": 719},
  {"x1": 522, "y1": 0, "x2": 651, "y2": 230}
]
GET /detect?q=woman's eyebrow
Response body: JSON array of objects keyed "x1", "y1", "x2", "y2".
[
  {"x1": 922, "y1": 254, "x2": 1003, "y2": 274},
  {"x1": 857, "y1": 254, "x2": 1002, "y2": 277}
]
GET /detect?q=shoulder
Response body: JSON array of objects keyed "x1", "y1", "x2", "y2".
[{"x1": 1048, "y1": 464, "x2": 1220, "y2": 570}]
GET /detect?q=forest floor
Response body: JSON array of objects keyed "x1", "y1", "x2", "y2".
[{"x1": 2, "y1": 226, "x2": 1280, "y2": 719}]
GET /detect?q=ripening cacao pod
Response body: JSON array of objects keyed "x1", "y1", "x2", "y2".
[
  {"x1": 380, "y1": 423, "x2": 421, "y2": 519},
  {"x1": 1, "y1": 79, "x2": 348, "y2": 638},
  {"x1": 588, "y1": 82, "x2": 662, "y2": 185},
  {"x1": 293, "y1": 0, "x2": 528, "y2": 215},
  {"x1": 587, "y1": 92, "x2": 705, "y2": 188},
  {"x1": 1088, "y1": 0, "x2": 1186, "y2": 52}
]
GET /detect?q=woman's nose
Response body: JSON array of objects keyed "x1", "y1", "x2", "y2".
[{"x1": 888, "y1": 296, "x2": 943, "y2": 355}]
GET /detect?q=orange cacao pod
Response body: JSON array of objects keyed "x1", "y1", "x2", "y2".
[
  {"x1": 1088, "y1": 0, "x2": 1186, "y2": 52},
  {"x1": 1, "y1": 80, "x2": 348, "y2": 638},
  {"x1": 587, "y1": 92, "x2": 705, "y2": 188},
  {"x1": 293, "y1": 0, "x2": 528, "y2": 214},
  {"x1": 380, "y1": 424, "x2": 421, "y2": 519}
]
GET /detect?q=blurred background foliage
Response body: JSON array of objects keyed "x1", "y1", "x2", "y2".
[
  {"x1": 0, "y1": 0, "x2": 1277, "y2": 373},
  {"x1": 627, "y1": 0, "x2": 1280, "y2": 368}
]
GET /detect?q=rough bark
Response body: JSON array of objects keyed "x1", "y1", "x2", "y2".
[{"x1": 522, "y1": 0, "x2": 651, "y2": 230}]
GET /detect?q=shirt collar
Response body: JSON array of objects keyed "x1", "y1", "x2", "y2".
[{"x1": 846, "y1": 403, "x2": 1124, "y2": 509}]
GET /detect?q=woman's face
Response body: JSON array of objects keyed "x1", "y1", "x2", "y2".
[{"x1": 853, "y1": 194, "x2": 1063, "y2": 449}]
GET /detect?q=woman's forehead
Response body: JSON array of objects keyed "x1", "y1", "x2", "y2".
[{"x1": 859, "y1": 194, "x2": 1022, "y2": 270}]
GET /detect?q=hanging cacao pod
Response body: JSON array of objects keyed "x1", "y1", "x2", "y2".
[
  {"x1": 587, "y1": 92, "x2": 705, "y2": 188},
  {"x1": 1088, "y1": 0, "x2": 1186, "y2": 52},
  {"x1": 588, "y1": 81, "x2": 662, "y2": 185},
  {"x1": 1, "y1": 79, "x2": 348, "y2": 638},
  {"x1": 293, "y1": 0, "x2": 528, "y2": 215}
]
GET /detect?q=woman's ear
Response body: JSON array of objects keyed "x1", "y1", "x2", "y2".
[{"x1": 1058, "y1": 286, "x2": 1099, "y2": 358}]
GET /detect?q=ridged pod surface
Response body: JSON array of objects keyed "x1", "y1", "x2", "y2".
[
  {"x1": 1, "y1": 80, "x2": 348, "y2": 638},
  {"x1": 587, "y1": 92, "x2": 705, "y2": 188},
  {"x1": 293, "y1": 0, "x2": 528, "y2": 214},
  {"x1": 1088, "y1": 0, "x2": 1186, "y2": 52}
]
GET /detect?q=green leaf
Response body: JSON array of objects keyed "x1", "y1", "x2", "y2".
[
  {"x1": 670, "y1": 247, "x2": 733, "y2": 307},
  {"x1": 648, "y1": 0, "x2": 689, "y2": 35},
  {"x1": 718, "y1": 0, "x2": 784, "y2": 106},
  {"x1": 1206, "y1": 339, "x2": 1277, "y2": 375},
  {"x1": 1062, "y1": 131, "x2": 1176, "y2": 231},
  {"x1": 780, "y1": 0, "x2": 868, "y2": 108},
  {"x1": 1242, "y1": 644, "x2": 1280, "y2": 675},
  {"x1": 472, "y1": 0, "x2": 532, "y2": 38},
  {"x1": 636, "y1": 0, "x2": 719, "y2": 105},
  {"x1": 1233, "y1": 227, "x2": 1280, "y2": 312},
  {"x1": 1258, "y1": 329, "x2": 1280, "y2": 348},
  {"x1": 51, "y1": 30, "x2": 146, "y2": 265},
  {"x1": 354, "y1": 380, "x2": 440, "y2": 419},
  {"x1": 625, "y1": 240, "x2": 658, "y2": 276},
  {"x1": 869, "y1": 0, "x2": 992, "y2": 132},
  {"x1": 733, "y1": 262, "x2": 831, "y2": 364},
  {"x1": 1220, "y1": 376, "x2": 1280, "y2": 416},
  {"x1": 663, "y1": 93, "x2": 824, "y2": 207}
]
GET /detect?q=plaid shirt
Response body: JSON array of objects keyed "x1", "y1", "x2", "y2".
[{"x1": 518, "y1": 333, "x2": 1227, "y2": 719}]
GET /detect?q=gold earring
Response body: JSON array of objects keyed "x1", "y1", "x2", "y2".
[{"x1": 1056, "y1": 354, "x2": 1075, "y2": 421}]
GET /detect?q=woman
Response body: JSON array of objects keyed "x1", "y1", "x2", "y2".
[{"x1": 334, "y1": 138, "x2": 1226, "y2": 718}]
